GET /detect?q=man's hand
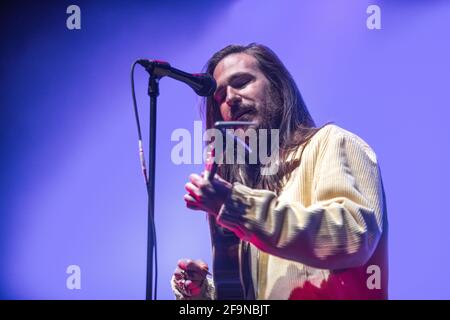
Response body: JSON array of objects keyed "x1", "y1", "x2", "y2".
[
  {"x1": 172, "y1": 259, "x2": 210, "y2": 299},
  {"x1": 184, "y1": 173, "x2": 232, "y2": 216}
]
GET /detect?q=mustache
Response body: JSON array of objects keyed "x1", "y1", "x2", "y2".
[{"x1": 230, "y1": 104, "x2": 256, "y2": 120}]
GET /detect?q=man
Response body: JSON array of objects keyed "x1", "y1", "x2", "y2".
[{"x1": 172, "y1": 43, "x2": 388, "y2": 300}]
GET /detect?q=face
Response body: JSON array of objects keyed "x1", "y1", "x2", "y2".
[{"x1": 213, "y1": 53, "x2": 273, "y2": 126}]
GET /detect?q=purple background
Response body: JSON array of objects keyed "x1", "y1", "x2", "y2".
[{"x1": 1, "y1": 0, "x2": 449, "y2": 299}]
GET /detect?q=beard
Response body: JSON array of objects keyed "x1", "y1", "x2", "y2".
[
  {"x1": 221, "y1": 87, "x2": 283, "y2": 189},
  {"x1": 231, "y1": 86, "x2": 282, "y2": 131}
]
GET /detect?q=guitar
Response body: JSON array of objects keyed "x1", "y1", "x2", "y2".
[
  {"x1": 204, "y1": 144, "x2": 245, "y2": 300},
  {"x1": 203, "y1": 121, "x2": 256, "y2": 300}
]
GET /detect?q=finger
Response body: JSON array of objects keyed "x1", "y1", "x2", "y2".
[
  {"x1": 184, "y1": 193, "x2": 197, "y2": 204},
  {"x1": 184, "y1": 279, "x2": 203, "y2": 296},
  {"x1": 175, "y1": 279, "x2": 190, "y2": 296},
  {"x1": 174, "y1": 267, "x2": 185, "y2": 280},
  {"x1": 200, "y1": 170, "x2": 213, "y2": 181},
  {"x1": 193, "y1": 259, "x2": 209, "y2": 273},
  {"x1": 184, "y1": 195, "x2": 202, "y2": 211},
  {"x1": 174, "y1": 266, "x2": 184, "y2": 274},
  {"x1": 189, "y1": 285, "x2": 202, "y2": 297},
  {"x1": 185, "y1": 260, "x2": 209, "y2": 275},
  {"x1": 178, "y1": 258, "x2": 192, "y2": 270},
  {"x1": 189, "y1": 173, "x2": 204, "y2": 187},
  {"x1": 184, "y1": 272, "x2": 206, "y2": 281},
  {"x1": 185, "y1": 182, "x2": 200, "y2": 199},
  {"x1": 178, "y1": 259, "x2": 209, "y2": 275},
  {"x1": 186, "y1": 202, "x2": 202, "y2": 211},
  {"x1": 212, "y1": 174, "x2": 231, "y2": 187}
]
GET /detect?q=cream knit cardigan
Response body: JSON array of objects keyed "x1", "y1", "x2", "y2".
[{"x1": 176, "y1": 124, "x2": 388, "y2": 300}]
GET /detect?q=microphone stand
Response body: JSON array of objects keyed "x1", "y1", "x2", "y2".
[
  {"x1": 146, "y1": 73, "x2": 160, "y2": 300},
  {"x1": 135, "y1": 60, "x2": 215, "y2": 300}
]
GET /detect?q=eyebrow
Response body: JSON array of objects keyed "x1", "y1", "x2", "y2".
[{"x1": 214, "y1": 72, "x2": 253, "y2": 97}]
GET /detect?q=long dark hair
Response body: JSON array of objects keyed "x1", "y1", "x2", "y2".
[{"x1": 202, "y1": 43, "x2": 322, "y2": 194}]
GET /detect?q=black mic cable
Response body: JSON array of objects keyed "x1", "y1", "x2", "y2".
[{"x1": 131, "y1": 60, "x2": 158, "y2": 300}]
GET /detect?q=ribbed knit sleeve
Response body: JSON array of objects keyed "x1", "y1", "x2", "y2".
[{"x1": 216, "y1": 128, "x2": 385, "y2": 270}]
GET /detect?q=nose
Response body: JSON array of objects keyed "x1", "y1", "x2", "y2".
[{"x1": 225, "y1": 86, "x2": 242, "y2": 109}]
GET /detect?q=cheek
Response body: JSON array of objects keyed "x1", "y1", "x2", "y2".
[
  {"x1": 249, "y1": 81, "x2": 271, "y2": 107},
  {"x1": 247, "y1": 85, "x2": 268, "y2": 112}
]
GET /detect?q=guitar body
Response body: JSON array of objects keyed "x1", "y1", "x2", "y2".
[{"x1": 208, "y1": 217, "x2": 245, "y2": 300}]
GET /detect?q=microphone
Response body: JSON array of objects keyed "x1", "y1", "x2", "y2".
[{"x1": 137, "y1": 59, "x2": 216, "y2": 97}]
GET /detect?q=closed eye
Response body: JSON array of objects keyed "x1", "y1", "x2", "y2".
[
  {"x1": 214, "y1": 73, "x2": 255, "y2": 104},
  {"x1": 231, "y1": 76, "x2": 252, "y2": 89}
]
